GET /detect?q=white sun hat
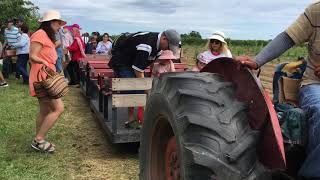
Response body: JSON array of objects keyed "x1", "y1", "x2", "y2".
[
  {"x1": 38, "y1": 10, "x2": 66, "y2": 25},
  {"x1": 208, "y1": 31, "x2": 227, "y2": 44}
]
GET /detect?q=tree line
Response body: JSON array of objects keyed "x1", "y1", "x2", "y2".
[
  {"x1": 0, "y1": 0, "x2": 39, "y2": 42},
  {"x1": 181, "y1": 31, "x2": 271, "y2": 47}
]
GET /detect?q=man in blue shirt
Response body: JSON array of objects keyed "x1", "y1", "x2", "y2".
[
  {"x1": 12, "y1": 24, "x2": 30, "y2": 84},
  {"x1": 2, "y1": 18, "x2": 21, "y2": 79}
]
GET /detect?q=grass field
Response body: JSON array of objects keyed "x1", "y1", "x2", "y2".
[
  {"x1": 0, "y1": 78, "x2": 139, "y2": 180},
  {"x1": 182, "y1": 44, "x2": 308, "y2": 66}
]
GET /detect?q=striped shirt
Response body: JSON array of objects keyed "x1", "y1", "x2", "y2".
[{"x1": 5, "y1": 27, "x2": 21, "y2": 46}]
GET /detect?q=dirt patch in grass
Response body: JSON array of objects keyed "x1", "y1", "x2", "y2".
[{"x1": 59, "y1": 87, "x2": 139, "y2": 179}]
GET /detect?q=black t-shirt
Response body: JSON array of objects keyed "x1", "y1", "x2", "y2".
[{"x1": 109, "y1": 32, "x2": 160, "y2": 72}]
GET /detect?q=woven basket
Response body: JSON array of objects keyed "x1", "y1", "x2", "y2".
[{"x1": 33, "y1": 66, "x2": 69, "y2": 99}]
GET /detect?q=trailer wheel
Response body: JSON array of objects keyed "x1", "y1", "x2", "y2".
[{"x1": 140, "y1": 72, "x2": 270, "y2": 180}]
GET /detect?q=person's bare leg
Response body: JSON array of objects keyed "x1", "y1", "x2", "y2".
[
  {"x1": 0, "y1": 71, "x2": 6, "y2": 83},
  {"x1": 36, "y1": 98, "x2": 51, "y2": 134},
  {"x1": 35, "y1": 98, "x2": 64, "y2": 141}
]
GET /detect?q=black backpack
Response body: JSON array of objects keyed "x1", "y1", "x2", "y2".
[{"x1": 111, "y1": 32, "x2": 144, "y2": 55}]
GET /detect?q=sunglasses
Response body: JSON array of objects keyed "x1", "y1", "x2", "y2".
[{"x1": 210, "y1": 39, "x2": 222, "y2": 44}]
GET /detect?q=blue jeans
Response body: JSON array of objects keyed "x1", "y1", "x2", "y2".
[
  {"x1": 55, "y1": 55, "x2": 63, "y2": 73},
  {"x1": 114, "y1": 67, "x2": 136, "y2": 78},
  {"x1": 298, "y1": 84, "x2": 320, "y2": 178},
  {"x1": 55, "y1": 47, "x2": 63, "y2": 73},
  {"x1": 16, "y1": 54, "x2": 29, "y2": 83},
  {"x1": 2, "y1": 57, "x2": 12, "y2": 79}
]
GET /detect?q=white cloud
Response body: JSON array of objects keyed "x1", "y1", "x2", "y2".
[{"x1": 31, "y1": 0, "x2": 313, "y2": 39}]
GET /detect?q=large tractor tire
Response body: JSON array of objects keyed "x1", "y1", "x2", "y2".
[{"x1": 140, "y1": 72, "x2": 269, "y2": 180}]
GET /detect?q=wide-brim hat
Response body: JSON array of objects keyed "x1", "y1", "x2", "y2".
[
  {"x1": 208, "y1": 31, "x2": 227, "y2": 44},
  {"x1": 158, "y1": 50, "x2": 177, "y2": 60},
  {"x1": 71, "y1": 24, "x2": 81, "y2": 30},
  {"x1": 38, "y1": 10, "x2": 67, "y2": 26}
]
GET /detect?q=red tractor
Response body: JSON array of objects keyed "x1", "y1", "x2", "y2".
[{"x1": 139, "y1": 58, "x2": 302, "y2": 180}]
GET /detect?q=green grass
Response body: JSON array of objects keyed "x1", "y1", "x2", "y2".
[
  {"x1": 0, "y1": 78, "x2": 81, "y2": 179},
  {"x1": 0, "y1": 78, "x2": 139, "y2": 180}
]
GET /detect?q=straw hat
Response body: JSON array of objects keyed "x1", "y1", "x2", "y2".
[
  {"x1": 38, "y1": 10, "x2": 66, "y2": 25},
  {"x1": 158, "y1": 50, "x2": 177, "y2": 60},
  {"x1": 208, "y1": 31, "x2": 227, "y2": 44}
]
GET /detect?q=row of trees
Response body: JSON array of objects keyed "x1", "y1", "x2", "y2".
[
  {"x1": 181, "y1": 31, "x2": 271, "y2": 47},
  {"x1": 0, "y1": 0, "x2": 39, "y2": 41}
]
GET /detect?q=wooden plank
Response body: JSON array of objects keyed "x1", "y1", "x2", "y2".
[
  {"x1": 112, "y1": 94, "x2": 147, "y2": 108},
  {"x1": 112, "y1": 78, "x2": 153, "y2": 91}
]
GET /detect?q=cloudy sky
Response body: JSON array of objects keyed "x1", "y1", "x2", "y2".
[{"x1": 30, "y1": 0, "x2": 313, "y2": 40}]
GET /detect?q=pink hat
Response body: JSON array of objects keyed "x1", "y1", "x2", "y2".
[
  {"x1": 71, "y1": 24, "x2": 81, "y2": 29},
  {"x1": 63, "y1": 24, "x2": 81, "y2": 31},
  {"x1": 197, "y1": 52, "x2": 212, "y2": 64},
  {"x1": 158, "y1": 50, "x2": 176, "y2": 60}
]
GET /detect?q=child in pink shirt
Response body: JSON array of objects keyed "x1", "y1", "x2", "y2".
[{"x1": 152, "y1": 50, "x2": 176, "y2": 77}]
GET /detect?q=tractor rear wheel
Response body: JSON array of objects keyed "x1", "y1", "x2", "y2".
[{"x1": 139, "y1": 72, "x2": 270, "y2": 180}]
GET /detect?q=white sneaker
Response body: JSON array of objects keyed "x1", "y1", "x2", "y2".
[{"x1": 0, "y1": 82, "x2": 8, "y2": 87}]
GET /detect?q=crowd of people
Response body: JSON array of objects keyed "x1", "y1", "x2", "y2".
[
  {"x1": 0, "y1": 16, "x2": 113, "y2": 88},
  {"x1": 0, "y1": 10, "x2": 114, "y2": 153},
  {"x1": 0, "y1": 14, "x2": 232, "y2": 89}
]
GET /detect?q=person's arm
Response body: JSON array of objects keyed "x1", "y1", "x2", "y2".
[
  {"x1": 30, "y1": 42, "x2": 49, "y2": 66},
  {"x1": 132, "y1": 44, "x2": 153, "y2": 78},
  {"x1": 107, "y1": 42, "x2": 112, "y2": 51},
  {"x1": 67, "y1": 40, "x2": 78, "y2": 52},
  {"x1": 151, "y1": 64, "x2": 158, "y2": 77},
  {"x1": 255, "y1": 32, "x2": 295, "y2": 67},
  {"x1": 55, "y1": 40, "x2": 62, "y2": 48},
  {"x1": 96, "y1": 42, "x2": 103, "y2": 53},
  {"x1": 236, "y1": 32, "x2": 295, "y2": 69},
  {"x1": 169, "y1": 60, "x2": 175, "y2": 72},
  {"x1": 12, "y1": 35, "x2": 27, "y2": 48},
  {"x1": 134, "y1": 70, "x2": 144, "y2": 78},
  {"x1": 237, "y1": 4, "x2": 313, "y2": 69}
]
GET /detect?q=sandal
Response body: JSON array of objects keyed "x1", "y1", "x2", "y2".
[
  {"x1": 31, "y1": 139, "x2": 55, "y2": 153},
  {"x1": 125, "y1": 119, "x2": 142, "y2": 129}
]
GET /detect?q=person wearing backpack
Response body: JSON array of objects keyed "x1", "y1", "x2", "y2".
[{"x1": 108, "y1": 30, "x2": 181, "y2": 128}]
